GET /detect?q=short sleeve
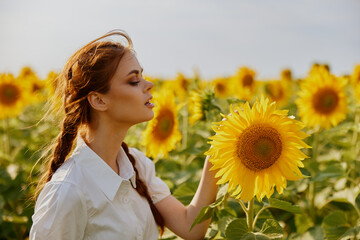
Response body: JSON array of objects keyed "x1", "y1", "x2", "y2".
[
  {"x1": 30, "y1": 181, "x2": 87, "y2": 240},
  {"x1": 130, "y1": 148, "x2": 171, "y2": 204}
]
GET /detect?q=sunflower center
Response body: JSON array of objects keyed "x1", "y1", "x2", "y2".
[
  {"x1": 216, "y1": 83, "x2": 225, "y2": 93},
  {"x1": 237, "y1": 124, "x2": 282, "y2": 171},
  {"x1": 242, "y1": 74, "x2": 254, "y2": 87},
  {"x1": 0, "y1": 83, "x2": 21, "y2": 105},
  {"x1": 154, "y1": 108, "x2": 175, "y2": 139},
  {"x1": 32, "y1": 83, "x2": 43, "y2": 92},
  {"x1": 180, "y1": 78, "x2": 189, "y2": 91},
  {"x1": 312, "y1": 87, "x2": 339, "y2": 114}
]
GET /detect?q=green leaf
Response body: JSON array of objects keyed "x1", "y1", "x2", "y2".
[
  {"x1": 218, "y1": 210, "x2": 236, "y2": 237},
  {"x1": 190, "y1": 185, "x2": 229, "y2": 231},
  {"x1": 268, "y1": 198, "x2": 301, "y2": 214},
  {"x1": 311, "y1": 164, "x2": 345, "y2": 182},
  {"x1": 339, "y1": 226, "x2": 360, "y2": 240},
  {"x1": 260, "y1": 219, "x2": 284, "y2": 239},
  {"x1": 190, "y1": 205, "x2": 214, "y2": 231},
  {"x1": 225, "y1": 218, "x2": 249, "y2": 240},
  {"x1": 241, "y1": 232, "x2": 272, "y2": 240},
  {"x1": 355, "y1": 191, "x2": 360, "y2": 211},
  {"x1": 322, "y1": 210, "x2": 347, "y2": 227},
  {"x1": 172, "y1": 181, "x2": 198, "y2": 205},
  {"x1": 322, "y1": 210, "x2": 350, "y2": 240},
  {"x1": 294, "y1": 212, "x2": 314, "y2": 234}
]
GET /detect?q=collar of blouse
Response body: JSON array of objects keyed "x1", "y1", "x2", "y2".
[{"x1": 69, "y1": 136, "x2": 137, "y2": 201}]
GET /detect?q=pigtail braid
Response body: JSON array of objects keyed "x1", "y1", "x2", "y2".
[
  {"x1": 121, "y1": 142, "x2": 165, "y2": 235},
  {"x1": 46, "y1": 112, "x2": 81, "y2": 182}
]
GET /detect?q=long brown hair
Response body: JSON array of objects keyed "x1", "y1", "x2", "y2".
[{"x1": 34, "y1": 30, "x2": 165, "y2": 232}]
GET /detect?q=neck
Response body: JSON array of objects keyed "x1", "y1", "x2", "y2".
[{"x1": 84, "y1": 122, "x2": 130, "y2": 174}]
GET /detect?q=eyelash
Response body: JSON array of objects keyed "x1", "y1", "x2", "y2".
[{"x1": 129, "y1": 81, "x2": 140, "y2": 86}]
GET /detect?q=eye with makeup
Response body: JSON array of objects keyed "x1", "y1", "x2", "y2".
[{"x1": 128, "y1": 75, "x2": 141, "y2": 86}]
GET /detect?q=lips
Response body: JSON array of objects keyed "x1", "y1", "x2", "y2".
[{"x1": 145, "y1": 96, "x2": 154, "y2": 108}]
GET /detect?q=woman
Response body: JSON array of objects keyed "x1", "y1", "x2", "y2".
[{"x1": 30, "y1": 30, "x2": 218, "y2": 240}]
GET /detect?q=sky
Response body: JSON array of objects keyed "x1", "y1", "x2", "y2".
[{"x1": 0, "y1": 0, "x2": 359, "y2": 80}]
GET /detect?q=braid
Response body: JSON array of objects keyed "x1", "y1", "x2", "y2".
[
  {"x1": 46, "y1": 112, "x2": 81, "y2": 182},
  {"x1": 121, "y1": 142, "x2": 165, "y2": 235}
]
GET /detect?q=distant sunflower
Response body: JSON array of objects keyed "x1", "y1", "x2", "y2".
[
  {"x1": 0, "y1": 73, "x2": 30, "y2": 119},
  {"x1": 296, "y1": 66, "x2": 347, "y2": 129},
  {"x1": 264, "y1": 80, "x2": 289, "y2": 108},
  {"x1": 281, "y1": 69, "x2": 292, "y2": 82},
  {"x1": 231, "y1": 67, "x2": 257, "y2": 101},
  {"x1": 355, "y1": 84, "x2": 360, "y2": 103},
  {"x1": 206, "y1": 97, "x2": 309, "y2": 202},
  {"x1": 188, "y1": 90, "x2": 203, "y2": 126},
  {"x1": 19, "y1": 66, "x2": 37, "y2": 79},
  {"x1": 211, "y1": 77, "x2": 231, "y2": 98},
  {"x1": 172, "y1": 73, "x2": 191, "y2": 101},
  {"x1": 351, "y1": 64, "x2": 360, "y2": 86},
  {"x1": 142, "y1": 90, "x2": 182, "y2": 158},
  {"x1": 45, "y1": 71, "x2": 59, "y2": 97}
]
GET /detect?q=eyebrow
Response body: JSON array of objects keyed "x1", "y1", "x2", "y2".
[{"x1": 127, "y1": 68, "x2": 143, "y2": 76}]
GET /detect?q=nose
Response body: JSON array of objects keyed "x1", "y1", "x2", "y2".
[{"x1": 144, "y1": 79, "x2": 154, "y2": 92}]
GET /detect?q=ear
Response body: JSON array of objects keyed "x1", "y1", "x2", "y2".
[{"x1": 87, "y1": 91, "x2": 108, "y2": 111}]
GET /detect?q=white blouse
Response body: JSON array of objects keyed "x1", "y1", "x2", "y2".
[{"x1": 30, "y1": 137, "x2": 171, "y2": 240}]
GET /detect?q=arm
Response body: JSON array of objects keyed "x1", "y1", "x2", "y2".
[{"x1": 155, "y1": 156, "x2": 218, "y2": 240}]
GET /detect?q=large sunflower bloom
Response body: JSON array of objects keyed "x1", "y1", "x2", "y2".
[
  {"x1": 142, "y1": 90, "x2": 182, "y2": 158},
  {"x1": 296, "y1": 66, "x2": 347, "y2": 129},
  {"x1": 0, "y1": 73, "x2": 31, "y2": 119},
  {"x1": 205, "y1": 97, "x2": 310, "y2": 202}
]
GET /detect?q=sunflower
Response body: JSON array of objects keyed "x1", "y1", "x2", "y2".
[
  {"x1": 171, "y1": 73, "x2": 191, "y2": 101},
  {"x1": 281, "y1": 68, "x2": 292, "y2": 82},
  {"x1": 211, "y1": 77, "x2": 231, "y2": 98},
  {"x1": 142, "y1": 89, "x2": 182, "y2": 158},
  {"x1": 19, "y1": 66, "x2": 37, "y2": 79},
  {"x1": 45, "y1": 70, "x2": 59, "y2": 97},
  {"x1": 296, "y1": 66, "x2": 347, "y2": 129},
  {"x1": 188, "y1": 90, "x2": 203, "y2": 126},
  {"x1": 355, "y1": 84, "x2": 360, "y2": 104},
  {"x1": 231, "y1": 67, "x2": 257, "y2": 101},
  {"x1": 0, "y1": 73, "x2": 31, "y2": 119},
  {"x1": 205, "y1": 96, "x2": 309, "y2": 202},
  {"x1": 264, "y1": 80, "x2": 290, "y2": 108},
  {"x1": 351, "y1": 64, "x2": 360, "y2": 86}
]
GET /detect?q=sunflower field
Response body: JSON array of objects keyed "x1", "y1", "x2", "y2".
[{"x1": 0, "y1": 64, "x2": 359, "y2": 240}]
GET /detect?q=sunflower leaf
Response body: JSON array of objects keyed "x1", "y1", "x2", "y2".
[
  {"x1": 321, "y1": 210, "x2": 350, "y2": 240},
  {"x1": 224, "y1": 218, "x2": 249, "y2": 240},
  {"x1": 260, "y1": 219, "x2": 284, "y2": 238},
  {"x1": 190, "y1": 205, "x2": 214, "y2": 231},
  {"x1": 268, "y1": 198, "x2": 301, "y2": 214}
]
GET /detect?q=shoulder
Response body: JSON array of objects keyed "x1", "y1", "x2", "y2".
[
  {"x1": 50, "y1": 156, "x2": 84, "y2": 188},
  {"x1": 129, "y1": 147, "x2": 154, "y2": 168},
  {"x1": 36, "y1": 179, "x2": 86, "y2": 211}
]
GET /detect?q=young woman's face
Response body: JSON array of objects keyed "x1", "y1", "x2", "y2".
[{"x1": 102, "y1": 50, "x2": 154, "y2": 126}]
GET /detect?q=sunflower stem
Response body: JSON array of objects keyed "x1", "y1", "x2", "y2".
[
  {"x1": 246, "y1": 198, "x2": 255, "y2": 232},
  {"x1": 310, "y1": 129, "x2": 320, "y2": 221},
  {"x1": 352, "y1": 106, "x2": 360, "y2": 159},
  {"x1": 252, "y1": 204, "x2": 269, "y2": 231},
  {"x1": 238, "y1": 199, "x2": 247, "y2": 214},
  {"x1": 181, "y1": 104, "x2": 188, "y2": 152},
  {"x1": 4, "y1": 117, "x2": 10, "y2": 157},
  {"x1": 351, "y1": 106, "x2": 360, "y2": 187}
]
